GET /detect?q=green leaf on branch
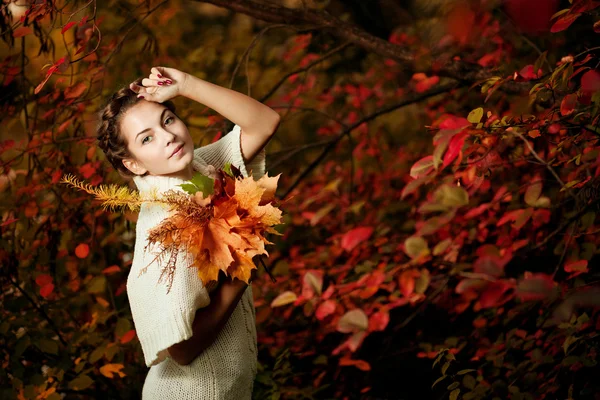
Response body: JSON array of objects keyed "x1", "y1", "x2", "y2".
[
  {"x1": 68, "y1": 374, "x2": 94, "y2": 391},
  {"x1": 450, "y1": 388, "x2": 460, "y2": 400},
  {"x1": 404, "y1": 236, "x2": 430, "y2": 259},
  {"x1": 467, "y1": 107, "x2": 484, "y2": 124},
  {"x1": 337, "y1": 309, "x2": 369, "y2": 333},
  {"x1": 180, "y1": 172, "x2": 215, "y2": 197},
  {"x1": 524, "y1": 181, "x2": 550, "y2": 208},
  {"x1": 223, "y1": 162, "x2": 233, "y2": 177},
  {"x1": 432, "y1": 375, "x2": 447, "y2": 388},
  {"x1": 434, "y1": 184, "x2": 469, "y2": 208}
]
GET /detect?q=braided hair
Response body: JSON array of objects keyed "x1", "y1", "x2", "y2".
[{"x1": 96, "y1": 79, "x2": 177, "y2": 178}]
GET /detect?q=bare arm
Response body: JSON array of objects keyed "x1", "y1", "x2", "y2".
[
  {"x1": 167, "y1": 276, "x2": 249, "y2": 366},
  {"x1": 179, "y1": 74, "x2": 280, "y2": 163}
]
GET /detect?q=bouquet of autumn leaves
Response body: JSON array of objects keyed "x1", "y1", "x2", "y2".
[{"x1": 61, "y1": 163, "x2": 283, "y2": 292}]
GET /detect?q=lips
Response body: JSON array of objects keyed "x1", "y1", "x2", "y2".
[{"x1": 170, "y1": 144, "x2": 184, "y2": 158}]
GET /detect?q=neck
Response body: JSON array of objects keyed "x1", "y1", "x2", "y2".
[{"x1": 155, "y1": 163, "x2": 194, "y2": 181}]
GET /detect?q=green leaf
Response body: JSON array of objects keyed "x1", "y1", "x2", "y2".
[
  {"x1": 404, "y1": 236, "x2": 430, "y2": 259},
  {"x1": 463, "y1": 374, "x2": 476, "y2": 389},
  {"x1": 190, "y1": 173, "x2": 214, "y2": 196},
  {"x1": 467, "y1": 108, "x2": 484, "y2": 124},
  {"x1": 337, "y1": 309, "x2": 369, "y2": 333},
  {"x1": 457, "y1": 369, "x2": 476, "y2": 375},
  {"x1": 432, "y1": 375, "x2": 447, "y2": 388},
  {"x1": 115, "y1": 318, "x2": 131, "y2": 338},
  {"x1": 433, "y1": 238, "x2": 452, "y2": 256},
  {"x1": 448, "y1": 382, "x2": 460, "y2": 390},
  {"x1": 441, "y1": 361, "x2": 450, "y2": 375},
  {"x1": 563, "y1": 335, "x2": 579, "y2": 354},
  {"x1": 86, "y1": 276, "x2": 106, "y2": 294},
  {"x1": 179, "y1": 172, "x2": 216, "y2": 197},
  {"x1": 36, "y1": 338, "x2": 58, "y2": 355},
  {"x1": 223, "y1": 162, "x2": 233, "y2": 177},
  {"x1": 68, "y1": 375, "x2": 94, "y2": 391},
  {"x1": 179, "y1": 183, "x2": 199, "y2": 195},
  {"x1": 450, "y1": 388, "x2": 460, "y2": 400},
  {"x1": 434, "y1": 185, "x2": 469, "y2": 208},
  {"x1": 89, "y1": 345, "x2": 105, "y2": 363}
]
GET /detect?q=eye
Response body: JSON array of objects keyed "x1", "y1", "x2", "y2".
[
  {"x1": 165, "y1": 116, "x2": 174, "y2": 124},
  {"x1": 142, "y1": 135, "x2": 152, "y2": 145}
]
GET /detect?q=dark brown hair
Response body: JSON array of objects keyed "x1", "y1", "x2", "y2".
[{"x1": 96, "y1": 79, "x2": 177, "y2": 178}]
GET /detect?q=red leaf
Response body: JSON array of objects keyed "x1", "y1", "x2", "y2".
[
  {"x1": 61, "y1": 21, "x2": 76, "y2": 34},
  {"x1": 528, "y1": 129, "x2": 541, "y2": 138},
  {"x1": 64, "y1": 82, "x2": 87, "y2": 99},
  {"x1": 40, "y1": 283, "x2": 54, "y2": 299},
  {"x1": 339, "y1": 357, "x2": 371, "y2": 371},
  {"x1": 102, "y1": 265, "x2": 121, "y2": 275},
  {"x1": 550, "y1": 13, "x2": 581, "y2": 32},
  {"x1": 564, "y1": 260, "x2": 588, "y2": 278},
  {"x1": 79, "y1": 162, "x2": 96, "y2": 179},
  {"x1": 0, "y1": 218, "x2": 19, "y2": 227},
  {"x1": 415, "y1": 76, "x2": 440, "y2": 93},
  {"x1": 369, "y1": 310, "x2": 389, "y2": 332},
  {"x1": 120, "y1": 329, "x2": 136, "y2": 344},
  {"x1": 35, "y1": 274, "x2": 53, "y2": 287},
  {"x1": 518, "y1": 65, "x2": 539, "y2": 80},
  {"x1": 505, "y1": 0, "x2": 559, "y2": 34},
  {"x1": 316, "y1": 300, "x2": 336, "y2": 320},
  {"x1": 442, "y1": 132, "x2": 467, "y2": 168},
  {"x1": 439, "y1": 116, "x2": 471, "y2": 130},
  {"x1": 560, "y1": 93, "x2": 578, "y2": 116},
  {"x1": 581, "y1": 70, "x2": 600, "y2": 95},
  {"x1": 479, "y1": 281, "x2": 512, "y2": 308},
  {"x1": 398, "y1": 270, "x2": 417, "y2": 297},
  {"x1": 12, "y1": 27, "x2": 33, "y2": 38},
  {"x1": 341, "y1": 227, "x2": 374, "y2": 252},
  {"x1": 75, "y1": 243, "x2": 89, "y2": 259}
]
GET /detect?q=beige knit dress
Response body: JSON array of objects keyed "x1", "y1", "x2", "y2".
[{"x1": 127, "y1": 125, "x2": 266, "y2": 399}]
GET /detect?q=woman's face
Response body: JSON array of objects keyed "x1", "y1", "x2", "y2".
[{"x1": 120, "y1": 100, "x2": 194, "y2": 178}]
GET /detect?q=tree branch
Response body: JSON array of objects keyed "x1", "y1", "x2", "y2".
[
  {"x1": 191, "y1": 0, "x2": 532, "y2": 92},
  {"x1": 279, "y1": 82, "x2": 461, "y2": 199}
]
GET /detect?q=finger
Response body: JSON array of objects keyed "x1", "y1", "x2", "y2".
[
  {"x1": 141, "y1": 78, "x2": 165, "y2": 87},
  {"x1": 151, "y1": 66, "x2": 165, "y2": 79},
  {"x1": 149, "y1": 72, "x2": 172, "y2": 85},
  {"x1": 129, "y1": 82, "x2": 144, "y2": 93}
]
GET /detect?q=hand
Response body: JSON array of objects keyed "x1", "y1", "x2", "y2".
[{"x1": 129, "y1": 66, "x2": 188, "y2": 103}]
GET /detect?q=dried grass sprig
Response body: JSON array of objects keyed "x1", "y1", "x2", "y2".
[{"x1": 61, "y1": 173, "x2": 144, "y2": 212}]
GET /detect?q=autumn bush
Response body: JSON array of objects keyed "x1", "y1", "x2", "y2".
[{"x1": 1, "y1": 1, "x2": 599, "y2": 399}]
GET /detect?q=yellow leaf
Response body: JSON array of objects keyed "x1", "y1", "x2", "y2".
[
  {"x1": 271, "y1": 291, "x2": 297, "y2": 307},
  {"x1": 99, "y1": 363, "x2": 126, "y2": 379},
  {"x1": 256, "y1": 172, "x2": 282, "y2": 203},
  {"x1": 404, "y1": 236, "x2": 430, "y2": 259}
]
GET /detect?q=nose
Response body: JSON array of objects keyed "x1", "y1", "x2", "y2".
[{"x1": 161, "y1": 129, "x2": 177, "y2": 145}]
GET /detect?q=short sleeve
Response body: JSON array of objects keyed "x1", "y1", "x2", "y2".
[
  {"x1": 126, "y1": 203, "x2": 211, "y2": 367},
  {"x1": 193, "y1": 124, "x2": 266, "y2": 180}
]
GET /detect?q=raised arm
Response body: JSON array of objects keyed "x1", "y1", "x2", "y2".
[
  {"x1": 131, "y1": 66, "x2": 280, "y2": 164},
  {"x1": 179, "y1": 74, "x2": 280, "y2": 163}
]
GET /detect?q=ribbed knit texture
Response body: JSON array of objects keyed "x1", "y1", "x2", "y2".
[{"x1": 127, "y1": 124, "x2": 264, "y2": 399}]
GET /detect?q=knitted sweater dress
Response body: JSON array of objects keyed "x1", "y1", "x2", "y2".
[{"x1": 126, "y1": 124, "x2": 265, "y2": 399}]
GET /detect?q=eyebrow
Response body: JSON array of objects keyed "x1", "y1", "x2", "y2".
[{"x1": 135, "y1": 108, "x2": 169, "y2": 142}]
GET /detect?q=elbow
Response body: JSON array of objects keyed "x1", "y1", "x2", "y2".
[
  {"x1": 168, "y1": 342, "x2": 201, "y2": 366},
  {"x1": 167, "y1": 344, "x2": 190, "y2": 366},
  {"x1": 267, "y1": 110, "x2": 280, "y2": 136}
]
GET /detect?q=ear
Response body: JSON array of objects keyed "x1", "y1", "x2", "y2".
[{"x1": 122, "y1": 158, "x2": 148, "y2": 175}]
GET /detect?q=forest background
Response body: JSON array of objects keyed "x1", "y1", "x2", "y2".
[{"x1": 1, "y1": 0, "x2": 599, "y2": 399}]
